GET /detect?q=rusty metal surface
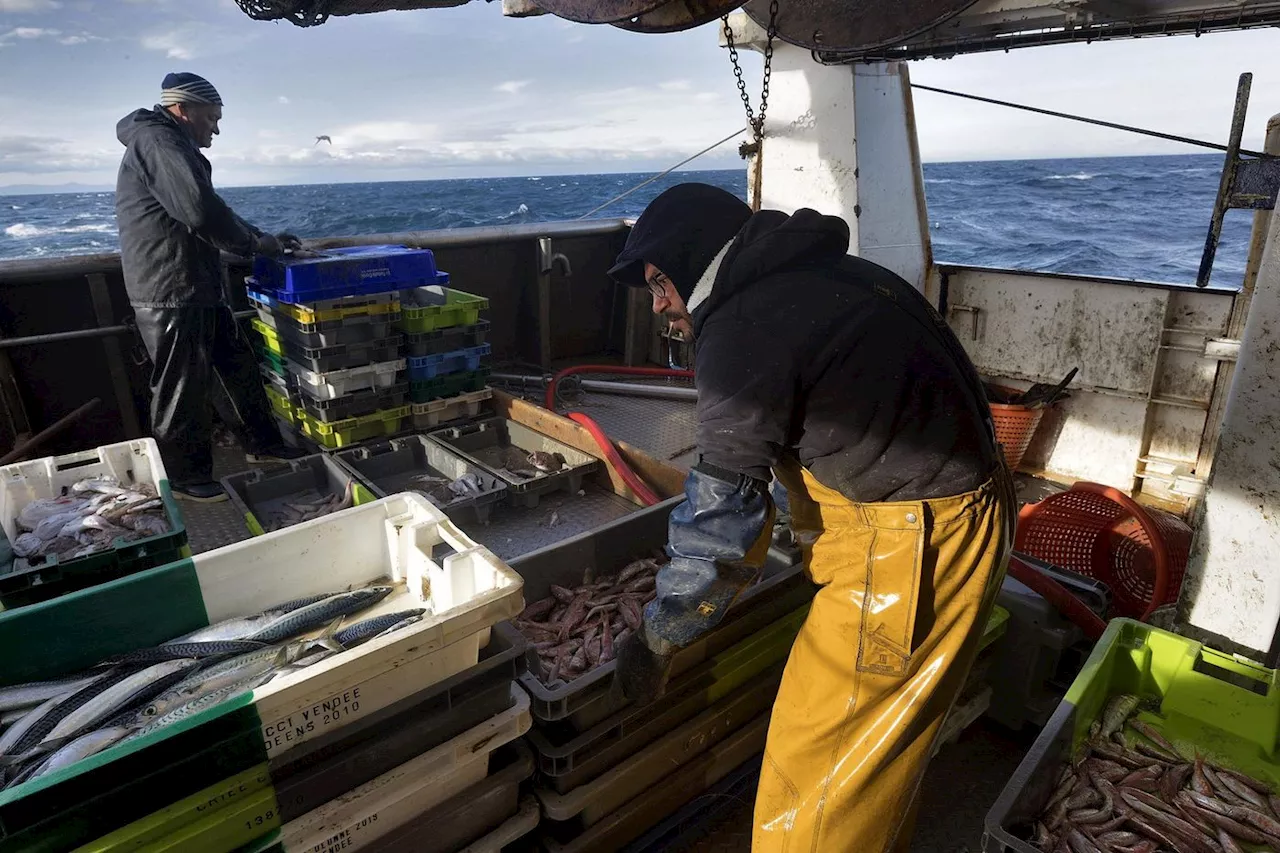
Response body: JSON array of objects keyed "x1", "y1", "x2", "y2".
[
  {"x1": 520, "y1": 0, "x2": 668, "y2": 24},
  {"x1": 743, "y1": 0, "x2": 977, "y2": 51},
  {"x1": 613, "y1": 0, "x2": 746, "y2": 33},
  {"x1": 1229, "y1": 156, "x2": 1280, "y2": 210}
]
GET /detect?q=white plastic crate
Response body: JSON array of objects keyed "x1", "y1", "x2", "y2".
[
  {"x1": 0, "y1": 492, "x2": 524, "y2": 828},
  {"x1": 290, "y1": 359, "x2": 407, "y2": 401},
  {"x1": 0, "y1": 438, "x2": 168, "y2": 545},
  {"x1": 410, "y1": 389, "x2": 493, "y2": 430},
  {"x1": 262, "y1": 687, "x2": 531, "y2": 852}
]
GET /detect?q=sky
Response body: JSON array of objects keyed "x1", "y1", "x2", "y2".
[{"x1": 0, "y1": 0, "x2": 1279, "y2": 189}]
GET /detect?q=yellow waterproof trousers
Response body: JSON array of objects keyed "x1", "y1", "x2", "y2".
[{"x1": 754, "y1": 461, "x2": 1013, "y2": 853}]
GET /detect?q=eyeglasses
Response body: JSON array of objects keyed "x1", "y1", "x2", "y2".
[{"x1": 646, "y1": 273, "x2": 670, "y2": 300}]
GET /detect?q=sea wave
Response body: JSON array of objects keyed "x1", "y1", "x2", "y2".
[{"x1": 4, "y1": 222, "x2": 116, "y2": 239}]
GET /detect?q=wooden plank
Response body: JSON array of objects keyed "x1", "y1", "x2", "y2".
[{"x1": 491, "y1": 390, "x2": 686, "y2": 504}]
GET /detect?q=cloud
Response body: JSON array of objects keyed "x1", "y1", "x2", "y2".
[
  {"x1": 660, "y1": 80, "x2": 692, "y2": 91},
  {"x1": 57, "y1": 33, "x2": 102, "y2": 45},
  {"x1": 6, "y1": 27, "x2": 59, "y2": 38},
  {"x1": 0, "y1": 0, "x2": 60, "y2": 10},
  {"x1": 0, "y1": 135, "x2": 113, "y2": 174},
  {"x1": 495, "y1": 80, "x2": 531, "y2": 95},
  {"x1": 141, "y1": 29, "x2": 192, "y2": 59},
  {"x1": 277, "y1": 95, "x2": 290, "y2": 105}
]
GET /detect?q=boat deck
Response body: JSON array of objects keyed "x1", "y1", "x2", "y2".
[{"x1": 185, "y1": 386, "x2": 1042, "y2": 853}]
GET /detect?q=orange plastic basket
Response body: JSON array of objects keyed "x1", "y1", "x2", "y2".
[
  {"x1": 986, "y1": 385, "x2": 1047, "y2": 471},
  {"x1": 1014, "y1": 482, "x2": 1192, "y2": 620}
]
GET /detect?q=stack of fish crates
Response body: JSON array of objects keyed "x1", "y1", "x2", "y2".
[
  {"x1": 0, "y1": 492, "x2": 539, "y2": 853},
  {"x1": 505, "y1": 497, "x2": 817, "y2": 852},
  {"x1": 248, "y1": 246, "x2": 450, "y2": 451},
  {"x1": 398, "y1": 284, "x2": 494, "y2": 431}
]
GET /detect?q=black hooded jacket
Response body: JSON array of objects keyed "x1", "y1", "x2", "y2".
[
  {"x1": 115, "y1": 106, "x2": 261, "y2": 307},
  {"x1": 691, "y1": 207, "x2": 997, "y2": 503},
  {"x1": 625, "y1": 199, "x2": 1001, "y2": 654}
]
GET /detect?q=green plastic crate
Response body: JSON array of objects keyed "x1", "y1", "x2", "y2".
[
  {"x1": 397, "y1": 287, "x2": 489, "y2": 333},
  {"x1": 295, "y1": 406, "x2": 412, "y2": 450},
  {"x1": 408, "y1": 368, "x2": 491, "y2": 404},
  {"x1": 985, "y1": 618, "x2": 1280, "y2": 852}
]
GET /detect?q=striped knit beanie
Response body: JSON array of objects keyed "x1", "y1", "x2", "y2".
[{"x1": 159, "y1": 72, "x2": 223, "y2": 107}]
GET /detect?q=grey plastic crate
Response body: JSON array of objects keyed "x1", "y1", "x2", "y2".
[
  {"x1": 426, "y1": 417, "x2": 600, "y2": 509},
  {"x1": 536, "y1": 673, "x2": 780, "y2": 830},
  {"x1": 360, "y1": 741, "x2": 533, "y2": 853},
  {"x1": 269, "y1": 621, "x2": 527, "y2": 822},
  {"x1": 986, "y1": 554, "x2": 1111, "y2": 732},
  {"x1": 334, "y1": 434, "x2": 507, "y2": 525},
  {"x1": 271, "y1": 312, "x2": 400, "y2": 349},
  {"x1": 220, "y1": 453, "x2": 372, "y2": 535},
  {"x1": 529, "y1": 658, "x2": 788, "y2": 795},
  {"x1": 537, "y1": 710, "x2": 771, "y2": 853},
  {"x1": 509, "y1": 495, "x2": 812, "y2": 731}
]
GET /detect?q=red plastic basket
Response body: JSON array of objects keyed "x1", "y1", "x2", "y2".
[{"x1": 1014, "y1": 482, "x2": 1192, "y2": 620}]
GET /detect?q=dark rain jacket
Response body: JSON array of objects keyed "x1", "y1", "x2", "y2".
[
  {"x1": 115, "y1": 106, "x2": 261, "y2": 307},
  {"x1": 647, "y1": 207, "x2": 1002, "y2": 649}
]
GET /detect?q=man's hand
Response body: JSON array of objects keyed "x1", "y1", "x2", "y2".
[
  {"x1": 253, "y1": 232, "x2": 282, "y2": 257},
  {"x1": 276, "y1": 232, "x2": 303, "y2": 252}
]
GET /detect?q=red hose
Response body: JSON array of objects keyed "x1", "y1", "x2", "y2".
[
  {"x1": 545, "y1": 364, "x2": 693, "y2": 411},
  {"x1": 543, "y1": 364, "x2": 693, "y2": 508},
  {"x1": 568, "y1": 412, "x2": 662, "y2": 507},
  {"x1": 1007, "y1": 553, "x2": 1108, "y2": 641}
]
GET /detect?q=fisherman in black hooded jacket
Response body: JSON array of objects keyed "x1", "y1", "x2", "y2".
[
  {"x1": 116, "y1": 72, "x2": 305, "y2": 501},
  {"x1": 609, "y1": 183, "x2": 1014, "y2": 852}
]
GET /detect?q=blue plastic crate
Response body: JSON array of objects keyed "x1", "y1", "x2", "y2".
[
  {"x1": 251, "y1": 245, "x2": 450, "y2": 301},
  {"x1": 406, "y1": 343, "x2": 491, "y2": 381}
]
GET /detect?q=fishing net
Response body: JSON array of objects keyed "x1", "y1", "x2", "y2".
[
  {"x1": 233, "y1": 0, "x2": 333, "y2": 26},
  {"x1": 232, "y1": 0, "x2": 470, "y2": 26}
]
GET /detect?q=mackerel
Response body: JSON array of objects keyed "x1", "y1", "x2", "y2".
[
  {"x1": 5, "y1": 668, "x2": 127, "y2": 758},
  {"x1": 246, "y1": 586, "x2": 393, "y2": 644},
  {"x1": 132, "y1": 671, "x2": 274, "y2": 740},
  {"x1": 0, "y1": 674, "x2": 99, "y2": 713},
  {"x1": 29, "y1": 726, "x2": 132, "y2": 781},
  {"x1": 0, "y1": 695, "x2": 65, "y2": 758},
  {"x1": 102, "y1": 640, "x2": 265, "y2": 666},
  {"x1": 334, "y1": 609, "x2": 426, "y2": 649},
  {"x1": 162, "y1": 593, "x2": 336, "y2": 645},
  {"x1": 42, "y1": 659, "x2": 197, "y2": 744},
  {"x1": 141, "y1": 647, "x2": 291, "y2": 720}
]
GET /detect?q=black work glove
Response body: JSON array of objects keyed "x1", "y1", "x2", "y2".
[
  {"x1": 277, "y1": 232, "x2": 303, "y2": 252},
  {"x1": 253, "y1": 232, "x2": 282, "y2": 257},
  {"x1": 613, "y1": 623, "x2": 675, "y2": 706}
]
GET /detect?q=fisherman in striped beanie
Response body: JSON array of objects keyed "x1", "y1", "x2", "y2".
[
  {"x1": 158, "y1": 72, "x2": 224, "y2": 149},
  {"x1": 115, "y1": 71, "x2": 308, "y2": 500}
]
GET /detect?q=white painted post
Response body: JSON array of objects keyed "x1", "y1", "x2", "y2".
[
  {"x1": 1181, "y1": 114, "x2": 1280, "y2": 662},
  {"x1": 718, "y1": 13, "x2": 932, "y2": 291}
]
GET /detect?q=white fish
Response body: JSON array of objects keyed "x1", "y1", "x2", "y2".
[
  {"x1": 29, "y1": 727, "x2": 131, "y2": 780},
  {"x1": 11, "y1": 532, "x2": 43, "y2": 558},
  {"x1": 33, "y1": 511, "x2": 87, "y2": 542},
  {"x1": 71, "y1": 476, "x2": 127, "y2": 496},
  {"x1": 42, "y1": 659, "x2": 196, "y2": 744},
  {"x1": 16, "y1": 497, "x2": 90, "y2": 531}
]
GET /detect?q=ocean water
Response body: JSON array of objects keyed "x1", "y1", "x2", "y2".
[{"x1": 0, "y1": 154, "x2": 1255, "y2": 288}]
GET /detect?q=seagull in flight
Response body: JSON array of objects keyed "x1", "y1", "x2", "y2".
[{"x1": 315, "y1": 135, "x2": 332, "y2": 146}]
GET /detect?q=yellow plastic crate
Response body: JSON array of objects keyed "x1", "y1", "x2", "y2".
[
  {"x1": 296, "y1": 406, "x2": 411, "y2": 449},
  {"x1": 263, "y1": 384, "x2": 298, "y2": 424},
  {"x1": 251, "y1": 318, "x2": 285, "y2": 359},
  {"x1": 247, "y1": 289, "x2": 400, "y2": 326}
]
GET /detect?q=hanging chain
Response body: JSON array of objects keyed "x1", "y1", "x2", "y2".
[{"x1": 722, "y1": 0, "x2": 780, "y2": 158}]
